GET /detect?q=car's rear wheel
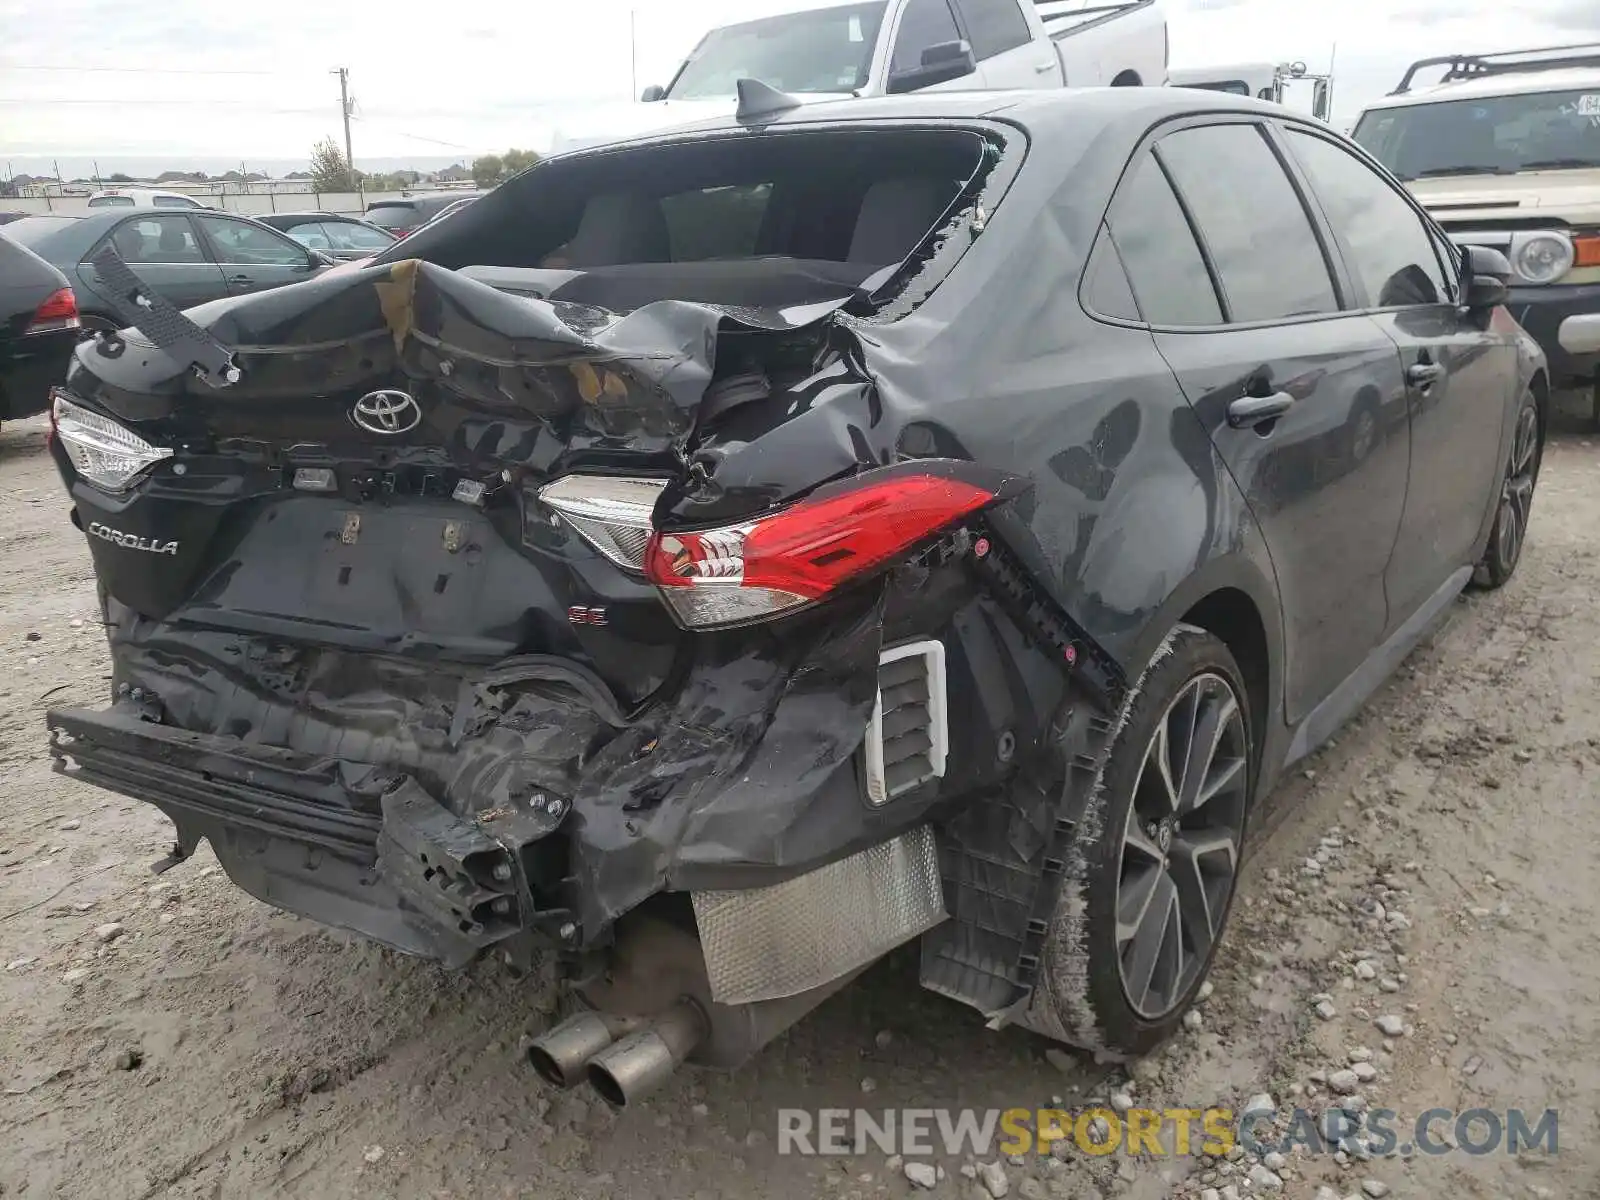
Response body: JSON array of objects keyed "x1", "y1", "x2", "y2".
[
  {"x1": 1472, "y1": 390, "x2": 1540, "y2": 590},
  {"x1": 1027, "y1": 625, "x2": 1253, "y2": 1057}
]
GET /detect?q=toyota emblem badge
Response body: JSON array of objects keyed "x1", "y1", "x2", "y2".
[{"x1": 352, "y1": 389, "x2": 422, "y2": 435}]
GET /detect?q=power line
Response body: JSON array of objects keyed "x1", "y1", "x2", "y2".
[{"x1": 348, "y1": 115, "x2": 480, "y2": 153}]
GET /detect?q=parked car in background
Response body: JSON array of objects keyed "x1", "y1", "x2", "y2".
[
  {"x1": 552, "y1": 0, "x2": 1169, "y2": 151},
  {"x1": 46, "y1": 88, "x2": 1545, "y2": 1094},
  {"x1": 87, "y1": 188, "x2": 212, "y2": 210},
  {"x1": 364, "y1": 191, "x2": 488, "y2": 238},
  {"x1": 1352, "y1": 44, "x2": 1600, "y2": 419},
  {"x1": 1169, "y1": 59, "x2": 1333, "y2": 120},
  {"x1": 419, "y1": 194, "x2": 481, "y2": 229},
  {"x1": 0, "y1": 234, "x2": 79, "y2": 428},
  {"x1": 2, "y1": 209, "x2": 331, "y2": 330},
  {"x1": 254, "y1": 212, "x2": 398, "y2": 261}
]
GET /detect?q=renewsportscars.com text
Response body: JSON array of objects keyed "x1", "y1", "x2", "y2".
[{"x1": 777, "y1": 1106, "x2": 1559, "y2": 1158}]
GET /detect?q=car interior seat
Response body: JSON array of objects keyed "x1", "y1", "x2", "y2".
[
  {"x1": 847, "y1": 177, "x2": 954, "y2": 265},
  {"x1": 564, "y1": 192, "x2": 671, "y2": 267},
  {"x1": 158, "y1": 224, "x2": 191, "y2": 260}
]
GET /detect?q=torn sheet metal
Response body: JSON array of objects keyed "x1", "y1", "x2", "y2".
[{"x1": 71, "y1": 257, "x2": 862, "y2": 463}]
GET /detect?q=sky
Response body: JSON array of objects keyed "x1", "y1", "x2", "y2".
[{"x1": 2, "y1": 0, "x2": 1599, "y2": 176}]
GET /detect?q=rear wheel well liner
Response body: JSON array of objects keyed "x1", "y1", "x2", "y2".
[{"x1": 1178, "y1": 587, "x2": 1270, "y2": 776}]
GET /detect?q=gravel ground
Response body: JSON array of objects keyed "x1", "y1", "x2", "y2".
[{"x1": 2, "y1": 394, "x2": 1598, "y2": 1200}]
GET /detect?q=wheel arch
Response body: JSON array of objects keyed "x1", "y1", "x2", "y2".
[
  {"x1": 1110, "y1": 70, "x2": 1143, "y2": 87},
  {"x1": 1528, "y1": 367, "x2": 1550, "y2": 452},
  {"x1": 1117, "y1": 547, "x2": 1288, "y2": 792}
]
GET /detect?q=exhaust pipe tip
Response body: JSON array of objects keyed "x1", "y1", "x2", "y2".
[
  {"x1": 584, "y1": 997, "x2": 707, "y2": 1109},
  {"x1": 586, "y1": 1028, "x2": 681, "y2": 1109},
  {"x1": 526, "y1": 1010, "x2": 623, "y2": 1090},
  {"x1": 526, "y1": 1043, "x2": 577, "y2": 1089}
]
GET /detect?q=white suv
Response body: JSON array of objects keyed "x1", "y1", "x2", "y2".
[{"x1": 1351, "y1": 44, "x2": 1600, "y2": 411}]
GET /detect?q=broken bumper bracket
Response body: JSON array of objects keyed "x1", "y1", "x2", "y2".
[{"x1": 45, "y1": 706, "x2": 561, "y2": 967}]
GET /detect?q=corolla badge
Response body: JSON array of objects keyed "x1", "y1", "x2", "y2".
[{"x1": 352, "y1": 389, "x2": 421, "y2": 435}]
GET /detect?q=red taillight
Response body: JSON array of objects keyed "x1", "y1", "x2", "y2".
[
  {"x1": 27, "y1": 287, "x2": 80, "y2": 335},
  {"x1": 644, "y1": 472, "x2": 998, "y2": 628}
]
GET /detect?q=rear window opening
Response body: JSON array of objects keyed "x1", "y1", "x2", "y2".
[
  {"x1": 365, "y1": 204, "x2": 421, "y2": 231},
  {"x1": 403, "y1": 127, "x2": 995, "y2": 312}
]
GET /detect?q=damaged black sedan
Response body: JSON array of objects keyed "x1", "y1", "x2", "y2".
[{"x1": 44, "y1": 84, "x2": 1545, "y2": 1099}]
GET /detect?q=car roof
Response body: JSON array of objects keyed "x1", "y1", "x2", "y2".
[
  {"x1": 546, "y1": 86, "x2": 1287, "y2": 155},
  {"x1": 1360, "y1": 65, "x2": 1600, "y2": 111},
  {"x1": 266, "y1": 211, "x2": 364, "y2": 220}
]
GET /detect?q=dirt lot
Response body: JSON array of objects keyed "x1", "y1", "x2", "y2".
[{"x1": 2, "y1": 395, "x2": 1597, "y2": 1200}]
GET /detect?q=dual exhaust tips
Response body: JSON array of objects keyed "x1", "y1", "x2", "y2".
[{"x1": 527, "y1": 998, "x2": 706, "y2": 1109}]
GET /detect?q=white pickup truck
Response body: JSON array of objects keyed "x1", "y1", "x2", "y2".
[{"x1": 551, "y1": 0, "x2": 1168, "y2": 151}]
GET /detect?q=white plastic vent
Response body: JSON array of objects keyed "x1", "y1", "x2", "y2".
[{"x1": 863, "y1": 639, "x2": 948, "y2": 805}]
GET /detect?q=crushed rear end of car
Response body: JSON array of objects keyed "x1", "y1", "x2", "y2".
[{"x1": 44, "y1": 114, "x2": 1128, "y2": 1101}]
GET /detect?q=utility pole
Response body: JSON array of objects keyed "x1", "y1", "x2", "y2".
[
  {"x1": 630, "y1": 9, "x2": 638, "y2": 99},
  {"x1": 333, "y1": 67, "x2": 355, "y2": 189}
]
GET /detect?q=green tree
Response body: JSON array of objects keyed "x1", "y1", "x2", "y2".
[
  {"x1": 471, "y1": 154, "x2": 504, "y2": 188},
  {"x1": 501, "y1": 148, "x2": 540, "y2": 176},
  {"x1": 310, "y1": 137, "x2": 354, "y2": 193}
]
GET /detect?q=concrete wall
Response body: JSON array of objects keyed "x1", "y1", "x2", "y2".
[{"x1": 3, "y1": 191, "x2": 414, "y2": 218}]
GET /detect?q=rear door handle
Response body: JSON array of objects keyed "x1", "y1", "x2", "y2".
[
  {"x1": 1406, "y1": 362, "x2": 1445, "y2": 386},
  {"x1": 1035, "y1": 61, "x2": 1056, "y2": 73},
  {"x1": 1227, "y1": 392, "x2": 1295, "y2": 429}
]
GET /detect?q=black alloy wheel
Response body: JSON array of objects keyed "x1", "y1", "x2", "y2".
[{"x1": 1116, "y1": 671, "x2": 1249, "y2": 1018}]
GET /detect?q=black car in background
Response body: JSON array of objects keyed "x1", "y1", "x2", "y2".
[
  {"x1": 363, "y1": 191, "x2": 487, "y2": 238},
  {"x1": 253, "y1": 212, "x2": 397, "y2": 261},
  {"x1": 2, "y1": 209, "x2": 331, "y2": 331},
  {"x1": 0, "y1": 234, "x2": 79, "y2": 427},
  {"x1": 45, "y1": 88, "x2": 1546, "y2": 1090}
]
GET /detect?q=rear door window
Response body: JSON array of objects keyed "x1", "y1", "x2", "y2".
[
  {"x1": 195, "y1": 215, "x2": 310, "y2": 265},
  {"x1": 1284, "y1": 127, "x2": 1454, "y2": 308},
  {"x1": 1154, "y1": 123, "x2": 1339, "y2": 322},
  {"x1": 954, "y1": 0, "x2": 1032, "y2": 61},
  {"x1": 365, "y1": 205, "x2": 418, "y2": 232},
  {"x1": 1105, "y1": 154, "x2": 1223, "y2": 327},
  {"x1": 890, "y1": 0, "x2": 963, "y2": 76},
  {"x1": 284, "y1": 221, "x2": 335, "y2": 250},
  {"x1": 105, "y1": 215, "x2": 206, "y2": 264}
]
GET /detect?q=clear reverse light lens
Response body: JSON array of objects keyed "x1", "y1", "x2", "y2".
[
  {"x1": 539, "y1": 474, "x2": 668, "y2": 571},
  {"x1": 1510, "y1": 231, "x2": 1574, "y2": 285},
  {"x1": 52, "y1": 394, "x2": 173, "y2": 493}
]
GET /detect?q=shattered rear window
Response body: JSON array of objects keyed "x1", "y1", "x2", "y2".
[{"x1": 406, "y1": 127, "x2": 995, "y2": 288}]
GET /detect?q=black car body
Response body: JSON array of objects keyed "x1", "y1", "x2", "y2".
[
  {"x1": 44, "y1": 87, "x2": 1545, "y2": 1094},
  {"x1": 3, "y1": 209, "x2": 330, "y2": 329},
  {"x1": 0, "y1": 234, "x2": 79, "y2": 423},
  {"x1": 253, "y1": 212, "x2": 398, "y2": 261},
  {"x1": 364, "y1": 191, "x2": 488, "y2": 238}
]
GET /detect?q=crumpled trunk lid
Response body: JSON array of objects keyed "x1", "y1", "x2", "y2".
[{"x1": 58, "y1": 259, "x2": 855, "y2": 701}]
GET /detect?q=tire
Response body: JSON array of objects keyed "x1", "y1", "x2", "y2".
[
  {"x1": 1025, "y1": 625, "x2": 1254, "y2": 1057},
  {"x1": 1471, "y1": 389, "x2": 1540, "y2": 590}
]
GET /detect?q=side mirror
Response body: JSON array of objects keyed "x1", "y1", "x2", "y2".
[
  {"x1": 1461, "y1": 244, "x2": 1511, "y2": 311},
  {"x1": 640, "y1": 84, "x2": 666, "y2": 102},
  {"x1": 885, "y1": 39, "x2": 977, "y2": 95}
]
